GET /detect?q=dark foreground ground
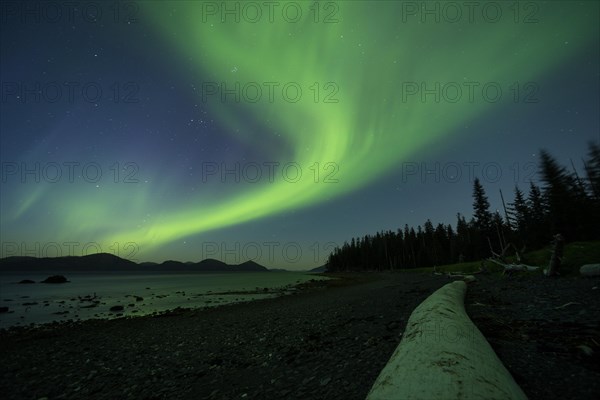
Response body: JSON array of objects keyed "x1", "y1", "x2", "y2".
[{"x1": 1, "y1": 272, "x2": 598, "y2": 400}]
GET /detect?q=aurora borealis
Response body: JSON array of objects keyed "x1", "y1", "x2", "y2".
[{"x1": 1, "y1": 1, "x2": 598, "y2": 268}]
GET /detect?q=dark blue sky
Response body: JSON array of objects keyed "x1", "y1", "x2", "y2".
[{"x1": 1, "y1": 1, "x2": 598, "y2": 268}]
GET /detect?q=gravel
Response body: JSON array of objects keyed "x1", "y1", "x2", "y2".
[{"x1": 1, "y1": 272, "x2": 598, "y2": 400}]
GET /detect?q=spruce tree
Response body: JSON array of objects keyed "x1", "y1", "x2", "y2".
[
  {"x1": 539, "y1": 150, "x2": 575, "y2": 240},
  {"x1": 492, "y1": 211, "x2": 507, "y2": 252},
  {"x1": 527, "y1": 182, "x2": 548, "y2": 248},
  {"x1": 584, "y1": 141, "x2": 600, "y2": 200},
  {"x1": 472, "y1": 178, "x2": 493, "y2": 256},
  {"x1": 472, "y1": 178, "x2": 493, "y2": 233},
  {"x1": 455, "y1": 213, "x2": 470, "y2": 262},
  {"x1": 583, "y1": 142, "x2": 600, "y2": 238},
  {"x1": 423, "y1": 219, "x2": 436, "y2": 265},
  {"x1": 509, "y1": 185, "x2": 530, "y2": 240}
]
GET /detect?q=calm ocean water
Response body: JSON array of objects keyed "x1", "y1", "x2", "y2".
[{"x1": 0, "y1": 272, "x2": 327, "y2": 329}]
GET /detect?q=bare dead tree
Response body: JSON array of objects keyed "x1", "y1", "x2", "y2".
[{"x1": 546, "y1": 233, "x2": 564, "y2": 276}]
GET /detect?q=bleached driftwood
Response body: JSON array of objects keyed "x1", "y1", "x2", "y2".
[
  {"x1": 580, "y1": 264, "x2": 600, "y2": 277},
  {"x1": 366, "y1": 281, "x2": 527, "y2": 400},
  {"x1": 487, "y1": 258, "x2": 539, "y2": 273},
  {"x1": 491, "y1": 243, "x2": 522, "y2": 264},
  {"x1": 554, "y1": 302, "x2": 581, "y2": 310},
  {"x1": 504, "y1": 264, "x2": 539, "y2": 272},
  {"x1": 446, "y1": 273, "x2": 476, "y2": 283}
]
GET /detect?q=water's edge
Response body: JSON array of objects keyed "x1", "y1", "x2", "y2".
[{"x1": 0, "y1": 272, "x2": 329, "y2": 329}]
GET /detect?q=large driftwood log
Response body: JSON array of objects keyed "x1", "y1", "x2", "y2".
[
  {"x1": 446, "y1": 273, "x2": 477, "y2": 283},
  {"x1": 366, "y1": 281, "x2": 527, "y2": 400},
  {"x1": 580, "y1": 264, "x2": 600, "y2": 277}
]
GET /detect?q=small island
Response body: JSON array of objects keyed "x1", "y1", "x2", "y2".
[{"x1": 40, "y1": 275, "x2": 69, "y2": 284}]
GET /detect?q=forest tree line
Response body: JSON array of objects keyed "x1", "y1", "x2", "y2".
[{"x1": 326, "y1": 143, "x2": 600, "y2": 272}]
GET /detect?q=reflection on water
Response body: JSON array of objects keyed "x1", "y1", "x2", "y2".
[{"x1": 0, "y1": 272, "x2": 327, "y2": 328}]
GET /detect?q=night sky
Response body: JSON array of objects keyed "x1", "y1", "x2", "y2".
[{"x1": 1, "y1": 1, "x2": 598, "y2": 269}]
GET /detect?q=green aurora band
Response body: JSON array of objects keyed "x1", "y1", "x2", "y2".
[{"x1": 90, "y1": 1, "x2": 596, "y2": 253}]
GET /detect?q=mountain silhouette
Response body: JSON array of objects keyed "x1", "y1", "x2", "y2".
[
  {"x1": 0, "y1": 253, "x2": 269, "y2": 272},
  {"x1": 309, "y1": 264, "x2": 327, "y2": 273}
]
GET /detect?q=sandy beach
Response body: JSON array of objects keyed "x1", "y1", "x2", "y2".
[{"x1": 1, "y1": 272, "x2": 598, "y2": 400}]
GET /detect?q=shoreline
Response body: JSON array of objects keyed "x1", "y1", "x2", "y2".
[
  {"x1": 0, "y1": 272, "x2": 331, "y2": 330},
  {"x1": 1, "y1": 272, "x2": 598, "y2": 399},
  {"x1": 0, "y1": 273, "x2": 362, "y2": 333}
]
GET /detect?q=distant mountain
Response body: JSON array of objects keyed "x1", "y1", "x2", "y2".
[
  {"x1": 309, "y1": 264, "x2": 328, "y2": 273},
  {"x1": 0, "y1": 253, "x2": 138, "y2": 272},
  {"x1": 197, "y1": 258, "x2": 228, "y2": 270},
  {"x1": 0, "y1": 253, "x2": 269, "y2": 273},
  {"x1": 155, "y1": 259, "x2": 267, "y2": 272},
  {"x1": 235, "y1": 260, "x2": 268, "y2": 272},
  {"x1": 138, "y1": 261, "x2": 158, "y2": 267},
  {"x1": 160, "y1": 260, "x2": 187, "y2": 270}
]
